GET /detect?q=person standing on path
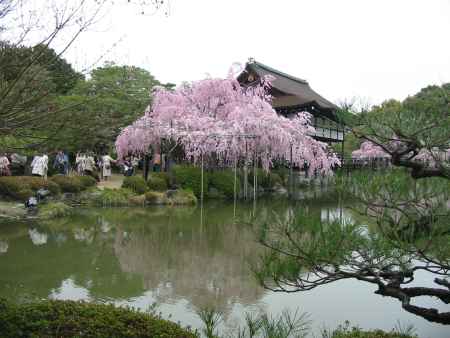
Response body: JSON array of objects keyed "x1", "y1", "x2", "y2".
[
  {"x1": 101, "y1": 153, "x2": 116, "y2": 181},
  {"x1": 31, "y1": 152, "x2": 48, "y2": 179}
]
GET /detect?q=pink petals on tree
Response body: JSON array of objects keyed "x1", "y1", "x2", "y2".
[
  {"x1": 116, "y1": 76, "x2": 340, "y2": 175},
  {"x1": 352, "y1": 141, "x2": 391, "y2": 160}
]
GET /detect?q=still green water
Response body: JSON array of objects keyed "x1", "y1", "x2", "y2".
[{"x1": 0, "y1": 198, "x2": 447, "y2": 337}]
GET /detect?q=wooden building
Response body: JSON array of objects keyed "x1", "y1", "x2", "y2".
[{"x1": 237, "y1": 59, "x2": 344, "y2": 145}]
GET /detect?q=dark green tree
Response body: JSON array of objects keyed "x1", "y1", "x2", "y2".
[{"x1": 49, "y1": 63, "x2": 167, "y2": 152}]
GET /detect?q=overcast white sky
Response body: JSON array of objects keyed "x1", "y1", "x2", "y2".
[{"x1": 65, "y1": 0, "x2": 450, "y2": 106}]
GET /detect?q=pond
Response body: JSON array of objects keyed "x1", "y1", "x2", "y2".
[{"x1": 0, "y1": 196, "x2": 448, "y2": 338}]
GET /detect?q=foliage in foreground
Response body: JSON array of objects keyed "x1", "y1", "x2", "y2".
[
  {"x1": 0, "y1": 299, "x2": 196, "y2": 338},
  {"x1": 196, "y1": 307, "x2": 417, "y2": 338}
]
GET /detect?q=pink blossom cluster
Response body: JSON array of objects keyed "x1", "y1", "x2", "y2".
[
  {"x1": 116, "y1": 76, "x2": 340, "y2": 174},
  {"x1": 414, "y1": 148, "x2": 450, "y2": 166},
  {"x1": 352, "y1": 141, "x2": 391, "y2": 160}
]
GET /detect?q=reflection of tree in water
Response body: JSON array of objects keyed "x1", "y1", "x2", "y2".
[
  {"x1": 113, "y1": 205, "x2": 265, "y2": 315},
  {"x1": 0, "y1": 199, "x2": 353, "y2": 315},
  {"x1": 0, "y1": 240, "x2": 8, "y2": 254}
]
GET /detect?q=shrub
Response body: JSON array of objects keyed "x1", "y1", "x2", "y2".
[
  {"x1": 248, "y1": 169, "x2": 282, "y2": 190},
  {"x1": 172, "y1": 165, "x2": 207, "y2": 198},
  {"x1": 122, "y1": 176, "x2": 147, "y2": 194},
  {"x1": 128, "y1": 194, "x2": 146, "y2": 206},
  {"x1": 0, "y1": 176, "x2": 60, "y2": 200},
  {"x1": 50, "y1": 176, "x2": 84, "y2": 193},
  {"x1": 147, "y1": 176, "x2": 168, "y2": 191},
  {"x1": 15, "y1": 189, "x2": 34, "y2": 200},
  {"x1": 209, "y1": 170, "x2": 240, "y2": 199},
  {"x1": 324, "y1": 322, "x2": 417, "y2": 338},
  {"x1": 89, "y1": 188, "x2": 134, "y2": 207},
  {"x1": 145, "y1": 191, "x2": 168, "y2": 205},
  {"x1": 150, "y1": 172, "x2": 171, "y2": 186},
  {"x1": 77, "y1": 175, "x2": 97, "y2": 188},
  {"x1": 38, "y1": 202, "x2": 73, "y2": 219},
  {"x1": 0, "y1": 299, "x2": 197, "y2": 338},
  {"x1": 169, "y1": 189, "x2": 197, "y2": 205},
  {"x1": 45, "y1": 180, "x2": 61, "y2": 195}
]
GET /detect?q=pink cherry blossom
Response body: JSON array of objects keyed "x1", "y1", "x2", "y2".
[
  {"x1": 352, "y1": 141, "x2": 391, "y2": 160},
  {"x1": 116, "y1": 75, "x2": 340, "y2": 175}
]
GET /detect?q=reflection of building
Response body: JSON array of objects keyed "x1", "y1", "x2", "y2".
[
  {"x1": 0, "y1": 240, "x2": 8, "y2": 254},
  {"x1": 238, "y1": 59, "x2": 344, "y2": 145},
  {"x1": 113, "y1": 220, "x2": 264, "y2": 315}
]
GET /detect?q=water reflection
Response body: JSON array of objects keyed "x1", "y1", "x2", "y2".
[
  {"x1": 0, "y1": 240, "x2": 8, "y2": 254},
  {"x1": 0, "y1": 200, "x2": 447, "y2": 337},
  {"x1": 28, "y1": 228, "x2": 48, "y2": 246}
]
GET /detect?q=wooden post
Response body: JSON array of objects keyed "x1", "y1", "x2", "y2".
[
  {"x1": 233, "y1": 154, "x2": 237, "y2": 219},
  {"x1": 201, "y1": 151, "x2": 204, "y2": 205},
  {"x1": 289, "y1": 144, "x2": 293, "y2": 199},
  {"x1": 244, "y1": 140, "x2": 248, "y2": 200},
  {"x1": 253, "y1": 149, "x2": 257, "y2": 215}
]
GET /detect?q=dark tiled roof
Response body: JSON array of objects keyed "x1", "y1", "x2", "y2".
[{"x1": 239, "y1": 60, "x2": 338, "y2": 112}]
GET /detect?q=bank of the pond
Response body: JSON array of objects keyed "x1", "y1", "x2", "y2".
[
  {"x1": 0, "y1": 167, "x2": 295, "y2": 220},
  {"x1": 0, "y1": 299, "x2": 419, "y2": 338}
]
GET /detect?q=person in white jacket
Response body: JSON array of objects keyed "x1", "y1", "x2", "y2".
[{"x1": 31, "y1": 153, "x2": 49, "y2": 179}]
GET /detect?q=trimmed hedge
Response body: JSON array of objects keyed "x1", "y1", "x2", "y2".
[
  {"x1": 172, "y1": 165, "x2": 207, "y2": 199},
  {"x1": 77, "y1": 175, "x2": 97, "y2": 188},
  {"x1": 147, "y1": 176, "x2": 168, "y2": 191},
  {"x1": 209, "y1": 170, "x2": 240, "y2": 199},
  {"x1": 0, "y1": 176, "x2": 61, "y2": 200},
  {"x1": 0, "y1": 299, "x2": 197, "y2": 338},
  {"x1": 122, "y1": 176, "x2": 148, "y2": 194},
  {"x1": 150, "y1": 172, "x2": 171, "y2": 186},
  {"x1": 50, "y1": 176, "x2": 86, "y2": 193}
]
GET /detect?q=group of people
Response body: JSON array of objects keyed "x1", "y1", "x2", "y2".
[
  {"x1": 0, "y1": 150, "x2": 122, "y2": 181},
  {"x1": 75, "y1": 152, "x2": 118, "y2": 181},
  {"x1": 0, "y1": 148, "x2": 170, "y2": 180}
]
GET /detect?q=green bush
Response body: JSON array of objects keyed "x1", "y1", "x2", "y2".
[
  {"x1": 0, "y1": 176, "x2": 61, "y2": 200},
  {"x1": 147, "y1": 176, "x2": 168, "y2": 191},
  {"x1": 150, "y1": 172, "x2": 171, "y2": 186},
  {"x1": 122, "y1": 176, "x2": 148, "y2": 194},
  {"x1": 172, "y1": 165, "x2": 207, "y2": 198},
  {"x1": 248, "y1": 169, "x2": 282, "y2": 190},
  {"x1": 128, "y1": 194, "x2": 146, "y2": 206},
  {"x1": 145, "y1": 191, "x2": 168, "y2": 204},
  {"x1": 209, "y1": 170, "x2": 240, "y2": 199},
  {"x1": 0, "y1": 299, "x2": 197, "y2": 338},
  {"x1": 50, "y1": 176, "x2": 84, "y2": 193},
  {"x1": 46, "y1": 180, "x2": 61, "y2": 195},
  {"x1": 169, "y1": 189, "x2": 197, "y2": 205},
  {"x1": 325, "y1": 326, "x2": 416, "y2": 338},
  {"x1": 38, "y1": 202, "x2": 73, "y2": 219},
  {"x1": 77, "y1": 175, "x2": 97, "y2": 188},
  {"x1": 89, "y1": 188, "x2": 134, "y2": 207},
  {"x1": 15, "y1": 189, "x2": 34, "y2": 200}
]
